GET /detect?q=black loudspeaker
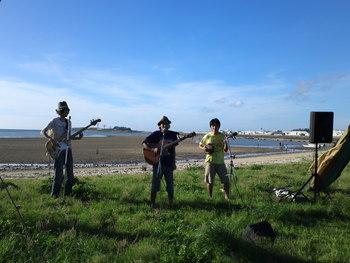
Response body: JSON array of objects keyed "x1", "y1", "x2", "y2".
[
  {"x1": 242, "y1": 221, "x2": 276, "y2": 242},
  {"x1": 309, "y1": 112, "x2": 334, "y2": 143}
]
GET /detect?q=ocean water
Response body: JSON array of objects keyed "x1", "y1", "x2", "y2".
[
  {"x1": 0, "y1": 129, "x2": 42, "y2": 138},
  {"x1": 228, "y1": 137, "x2": 303, "y2": 148}
]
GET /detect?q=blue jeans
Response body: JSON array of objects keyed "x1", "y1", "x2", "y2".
[
  {"x1": 151, "y1": 164, "x2": 174, "y2": 193},
  {"x1": 52, "y1": 150, "x2": 74, "y2": 197}
]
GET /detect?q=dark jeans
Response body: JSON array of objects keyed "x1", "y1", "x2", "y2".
[
  {"x1": 52, "y1": 150, "x2": 74, "y2": 197},
  {"x1": 151, "y1": 164, "x2": 174, "y2": 193}
]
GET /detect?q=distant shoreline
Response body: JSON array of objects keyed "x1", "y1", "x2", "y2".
[{"x1": 0, "y1": 128, "x2": 325, "y2": 141}]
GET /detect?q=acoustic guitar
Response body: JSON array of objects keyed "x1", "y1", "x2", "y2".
[
  {"x1": 45, "y1": 118, "x2": 101, "y2": 159},
  {"x1": 143, "y1": 132, "x2": 196, "y2": 165}
]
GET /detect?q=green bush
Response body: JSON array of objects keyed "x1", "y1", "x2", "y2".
[{"x1": 39, "y1": 177, "x2": 98, "y2": 201}]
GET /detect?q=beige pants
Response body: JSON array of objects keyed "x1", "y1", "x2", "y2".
[{"x1": 204, "y1": 163, "x2": 229, "y2": 184}]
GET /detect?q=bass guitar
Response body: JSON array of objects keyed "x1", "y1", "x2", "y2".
[
  {"x1": 45, "y1": 118, "x2": 101, "y2": 159},
  {"x1": 143, "y1": 132, "x2": 196, "y2": 165}
]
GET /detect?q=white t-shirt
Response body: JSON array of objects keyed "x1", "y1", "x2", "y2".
[{"x1": 43, "y1": 117, "x2": 71, "y2": 140}]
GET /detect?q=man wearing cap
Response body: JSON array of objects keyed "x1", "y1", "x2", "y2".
[
  {"x1": 142, "y1": 116, "x2": 179, "y2": 207},
  {"x1": 41, "y1": 101, "x2": 83, "y2": 198}
]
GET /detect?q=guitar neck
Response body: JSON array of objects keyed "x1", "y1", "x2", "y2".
[
  {"x1": 70, "y1": 124, "x2": 94, "y2": 139},
  {"x1": 163, "y1": 136, "x2": 188, "y2": 149}
]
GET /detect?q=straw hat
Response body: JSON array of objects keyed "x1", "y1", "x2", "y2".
[
  {"x1": 56, "y1": 101, "x2": 70, "y2": 111},
  {"x1": 157, "y1": 116, "x2": 171, "y2": 126}
]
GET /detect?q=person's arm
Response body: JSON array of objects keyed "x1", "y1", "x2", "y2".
[
  {"x1": 199, "y1": 135, "x2": 208, "y2": 152},
  {"x1": 142, "y1": 140, "x2": 158, "y2": 154},
  {"x1": 68, "y1": 119, "x2": 83, "y2": 140},
  {"x1": 199, "y1": 143, "x2": 207, "y2": 152},
  {"x1": 72, "y1": 132, "x2": 83, "y2": 140},
  {"x1": 198, "y1": 135, "x2": 208, "y2": 152},
  {"x1": 40, "y1": 125, "x2": 57, "y2": 146}
]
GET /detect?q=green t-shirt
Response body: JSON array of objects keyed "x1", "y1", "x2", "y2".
[{"x1": 200, "y1": 132, "x2": 226, "y2": 164}]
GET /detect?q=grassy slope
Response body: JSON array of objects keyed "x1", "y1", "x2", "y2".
[{"x1": 1, "y1": 161, "x2": 349, "y2": 263}]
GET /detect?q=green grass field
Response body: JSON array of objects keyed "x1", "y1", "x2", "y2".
[{"x1": 1, "y1": 161, "x2": 350, "y2": 263}]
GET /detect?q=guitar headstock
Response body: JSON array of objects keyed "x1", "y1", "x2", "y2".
[
  {"x1": 186, "y1": 132, "x2": 196, "y2": 138},
  {"x1": 90, "y1": 119, "x2": 102, "y2": 126},
  {"x1": 224, "y1": 130, "x2": 238, "y2": 138}
]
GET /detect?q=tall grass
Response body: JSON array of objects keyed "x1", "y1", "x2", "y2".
[{"x1": 1, "y1": 161, "x2": 350, "y2": 262}]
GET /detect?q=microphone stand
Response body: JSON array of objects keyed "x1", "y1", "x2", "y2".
[
  {"x1": 156, "y1": 129, "x2": 166, "y2": 178},
  {"x1": 292, "y1": 142, "x2": 321, "y2": 202},
  {"x1": 64, "y1": 116, "x2": 71, "y2": 186},
  {"x1": 224, "y1": 133, "x2": 236, "y2": 209},
  {"x1": 225, "y1": 131, "x2": 250, "y2": 207},
  {"x1": 155, "y1": 129, "x2": 166, "y2": 208},
  {"x1": 226, "y1": 131, "x2": 245, "y2": 207},
  {"x1": 226, "y1": 135, "x2": 237, "y2": 183}
]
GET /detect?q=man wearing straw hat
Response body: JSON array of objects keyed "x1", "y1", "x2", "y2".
[
  {"x1": 41, "y1": 101, "x2": 83, "y2": 198},
  {"x1": 142, "y1": 116, "x2": 179, "y2": 207}
]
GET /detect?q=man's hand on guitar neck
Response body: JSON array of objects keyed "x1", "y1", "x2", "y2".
[{"x1": 72, "y1": 132, "x2": 84, "y2": 140}]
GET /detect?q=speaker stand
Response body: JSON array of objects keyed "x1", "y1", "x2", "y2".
[{"x1": 292, "y1": 142, "x2": 321, "y2": 202}]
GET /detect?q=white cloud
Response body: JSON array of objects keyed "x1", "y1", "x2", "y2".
[
  {"x1": 230, "y1": 100, "x2": 243, "y2": 107},
  {"x1": 214, "y1": 97, "x2": 226, "y2": 104},
  {"x1": 1, "y1": 60, "x2": 349, "y2": 131},
  {"x1": 152, "y1": 65, "x2": 176, "y2": 73},
  {"x1": 0, "y1": 76, "x2": 317, "y2": 131},
  {"x1": 287, "y1": 72, "x2": 350, "y2": 101}
]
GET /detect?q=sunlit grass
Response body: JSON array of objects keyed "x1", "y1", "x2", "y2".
[{"x1": 1, "y1": 161, "x2": 350, "y2": 262}]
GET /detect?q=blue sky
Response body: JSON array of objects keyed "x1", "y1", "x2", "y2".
[{"x1": 0, "y1": 0, "x2": 349, "y2": 132}]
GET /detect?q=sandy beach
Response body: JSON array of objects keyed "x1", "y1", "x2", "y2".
[{"x1": 0, "y1": 135, "x2": 314, "y2": 179}]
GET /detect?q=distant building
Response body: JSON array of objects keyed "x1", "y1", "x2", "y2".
[
  {"x1": 333, "y1": 130, "x2": 344, "y2": 138},
  {"x1": 237, "y1": 129, "x2": 344, "y2": 138},
  {"x1": 284, "y1": 131, "x2": 308, "y2": 136},
  {"x1": 270, "y1": 130, "x2": 285, "y2": 136}
]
